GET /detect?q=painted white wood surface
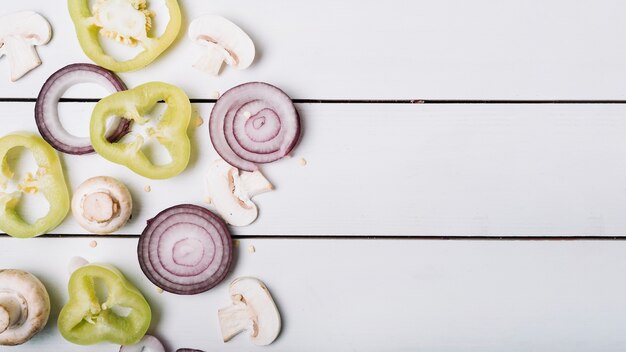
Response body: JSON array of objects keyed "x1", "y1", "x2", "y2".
[
  {"x1": 1, "y1": 0, "x2": 625, "y2": 350},
  {"x1": 3, "y1": 102, "x2": 626, "y2": 236},
  {"x1": 2, "y1": 0, "x2": 626, "y2": 100},
  {"x1": 2, "y1": 238, "x2": 626, "y2": 352}
]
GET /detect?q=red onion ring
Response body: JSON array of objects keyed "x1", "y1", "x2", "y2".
[
  {"x1": 35, "y1": 63, "x2": 130, "y2": 155},
  {"x1": 176, "y1": 349, "x2": 205, "y2": 352},
  {"x1": 138, "y1": 204, "x2": 233, "y2": 295},
  {"x1": 120, "y1": 335, "x2": 165, "y2": 352},
  {"x1": 210, "y1": 82, "x2": 300, "y2": 172}
]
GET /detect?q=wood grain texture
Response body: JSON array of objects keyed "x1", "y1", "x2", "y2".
[
  {"x1": 2, "y1": 237, "x2": 626, "y2": 352},
  {"x1": 3, "y1": 102, "x2": 626, "y2": 237},
  {"x1": 1, "y1": 0, "x2": 626, "y2": 99}
]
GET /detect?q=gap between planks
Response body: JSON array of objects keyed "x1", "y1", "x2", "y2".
[
  {"x1": 3, "y1": 98, "x2": 626, "y2": 104},
  {"x1": 4, "y1": 234, "x2": 626, "y2": 241}
]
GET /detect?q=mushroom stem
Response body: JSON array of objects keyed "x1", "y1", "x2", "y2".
[
  {"x1": 72, "y1": 176, "x2": 133, "y2": 234},
  {"x1": 4, "y1": 37, "x2": 41, "y2": 82},
  {"x1": 239, "y1": 171, "x2": 272, "y2": 198},
  {"x1": 194, "y1": 43, "x2": 228, "y2": 76},
  {"x1": 0, "y1": 306, "x2": 10, "y2": 333},
  {"x1": 218, "y1": 301, "x2": 253, "y2": 342},
  {"x1": 82, "y1": 192, "x2": 118, "y2": 223},
  {"x1": 0, "y1": 291, "x2": 27, "y2": 333}
]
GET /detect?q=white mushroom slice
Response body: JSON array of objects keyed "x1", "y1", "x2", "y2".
[
  {"x1": 206, "y1": 159, "x2": 272, "y2": 227},
  {"x1": 0, "y1": 12, "x2": 52, "y2": 81},
  {"x1": 218, "y1": 277, "x2": 281, "y2": 346},
  {"x1": 188, "y1": 15, "x2": 255, "y2": 75},
  {"x1": 71, "y1": 176, "x2": 132, "y2": 234},
  {"x1": 0, "y1": 269, "x2": 50, "y2": 346}
]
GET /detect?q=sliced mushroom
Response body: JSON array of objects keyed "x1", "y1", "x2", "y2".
[
  {"x1": 218, "y1": 277, "x2": 281, "y2": 346},
  {"x1": 0, "y1": 269, "x2": 50, "y2": 345},
  {"x1": 71, "y1": 176, "x2": 132, "y2": 234},
  {"x1": 188, "y1": 15, "x2": 255, "y2": 75},
  {"x1": 0, "y1": 11, "x2": 52, "y2": 81},
  {"x1": 206, "y1": 159, "x2": 272, "y2": 227}
]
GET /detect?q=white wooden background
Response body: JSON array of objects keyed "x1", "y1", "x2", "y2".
[{"x1": 2, "y1": 0, "x2": 626, "y2": 351}]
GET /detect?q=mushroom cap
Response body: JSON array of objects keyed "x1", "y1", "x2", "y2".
[
  {"x1": 0, "y1": 12, "x2": 51, "y2": 46},
  {"x1": 229, "y1": 277, "x2": 281, "y2": 346},
  {"x1": 0, "y1": 269, "x2": 50, "y2": 346},
  {"x1": 206, "y1": 160, "x2": 272, "y2": 227},
  {"x1": 188, "y1": 15, "x2": 255, "y2": 70},
  {"x1": 71, "y1": 176, "x2": 133, "y2": 234}
]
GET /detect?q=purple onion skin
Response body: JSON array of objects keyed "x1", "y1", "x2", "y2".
[
  {"x1": 138, "y1": 204, "x2": 233, "y2": 295},
  {"x1": 35, "y1": 63, "x2": 131, "y2": 155},
  {"x1": 176, "y1": 349, "x2": 205, "y2": 352},
  {"x1": 209, "y1": 81, "x2": 301, "y2": 171}
]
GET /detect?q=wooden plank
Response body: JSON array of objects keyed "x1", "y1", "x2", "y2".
[
  {"x1": 2, "y1": 237, "x2": 626, "y2": 351},
  {"x1": 3, "y1": 102, "x2": 626, "y2": 236},
  {"x1": 2, "y1": 0, "x2": 626, "y2": 100}
]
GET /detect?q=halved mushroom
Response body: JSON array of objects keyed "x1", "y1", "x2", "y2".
[
  {"x1": 188, "y1": 15, "x2": 255, "y2": 75},
  {"x1": 71, "y1": 176, "x2": 132, "y2": 234},
  {"x1": 218, "y1": 277, "x2": 281, "y2": 346},
  {"x1": 0, "y1": 11, "x2": 52, "y2": 81},
  {"x1": 0, "y1": 269, "x2": 50, "y2": 345},
  {"x1": 206, "y1": 159, "x2": 272, "y2": 227}
]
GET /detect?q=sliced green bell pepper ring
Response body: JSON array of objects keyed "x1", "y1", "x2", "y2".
[
  {"x1": 90, "y1": 81, "x2": 191, "y2": 179},
  {"x1": 0, "y1": 133, "x2": 70, "y2": 238},
  {"x1": 68, "y1": 0, "x2": 182, "y2": 72},
  {"x1": 58, "y1": 263, "x2": 151, "y2": 345}
]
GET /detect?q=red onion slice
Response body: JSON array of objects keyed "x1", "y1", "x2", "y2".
[
  {"x1": 176, "y1": 349, "x2": 205, "y2": 352},
  {"x1": 35, "y1": 63, "x2": 130, "y2": 155},
  {"x1": 138, "y1": 204, "x2": 233, "y2": 295},
  {"x1": 210, "y1": 82, "x2": 300, "y2": 172},
  {"x1": 120, "y1": 335, "x2": 165, "y2": 352},
  {"x1": 244, "y1": 108, "x2": 281, "y2": 143}
]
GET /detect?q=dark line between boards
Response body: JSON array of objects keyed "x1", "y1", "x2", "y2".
[
  {"x1": 244, "y1": 235, "x2": 626, "y2": 241},
  {"x1": 294, "y1": 100, "x2": 626, "y2": 105},
  {"x1": 4, "y1": 234, "x2": 626, "y2": 241},
  {"x1": 3, "y1": 98, "x2": 626, "y2": 104}
]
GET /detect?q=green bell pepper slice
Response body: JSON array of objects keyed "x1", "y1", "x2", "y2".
[
  {"x1": 58, "y1": 263, "x2": 151, "y2": 345},
  {"x1": 91, "y1": 81, "x2": 191, "y2": 179},
  {"x1": 0, "y1": 133, "x2": 70, "y2": 238},
  {"x1": 68, "y1": 0, "x2": 182, "y2": 72}
]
